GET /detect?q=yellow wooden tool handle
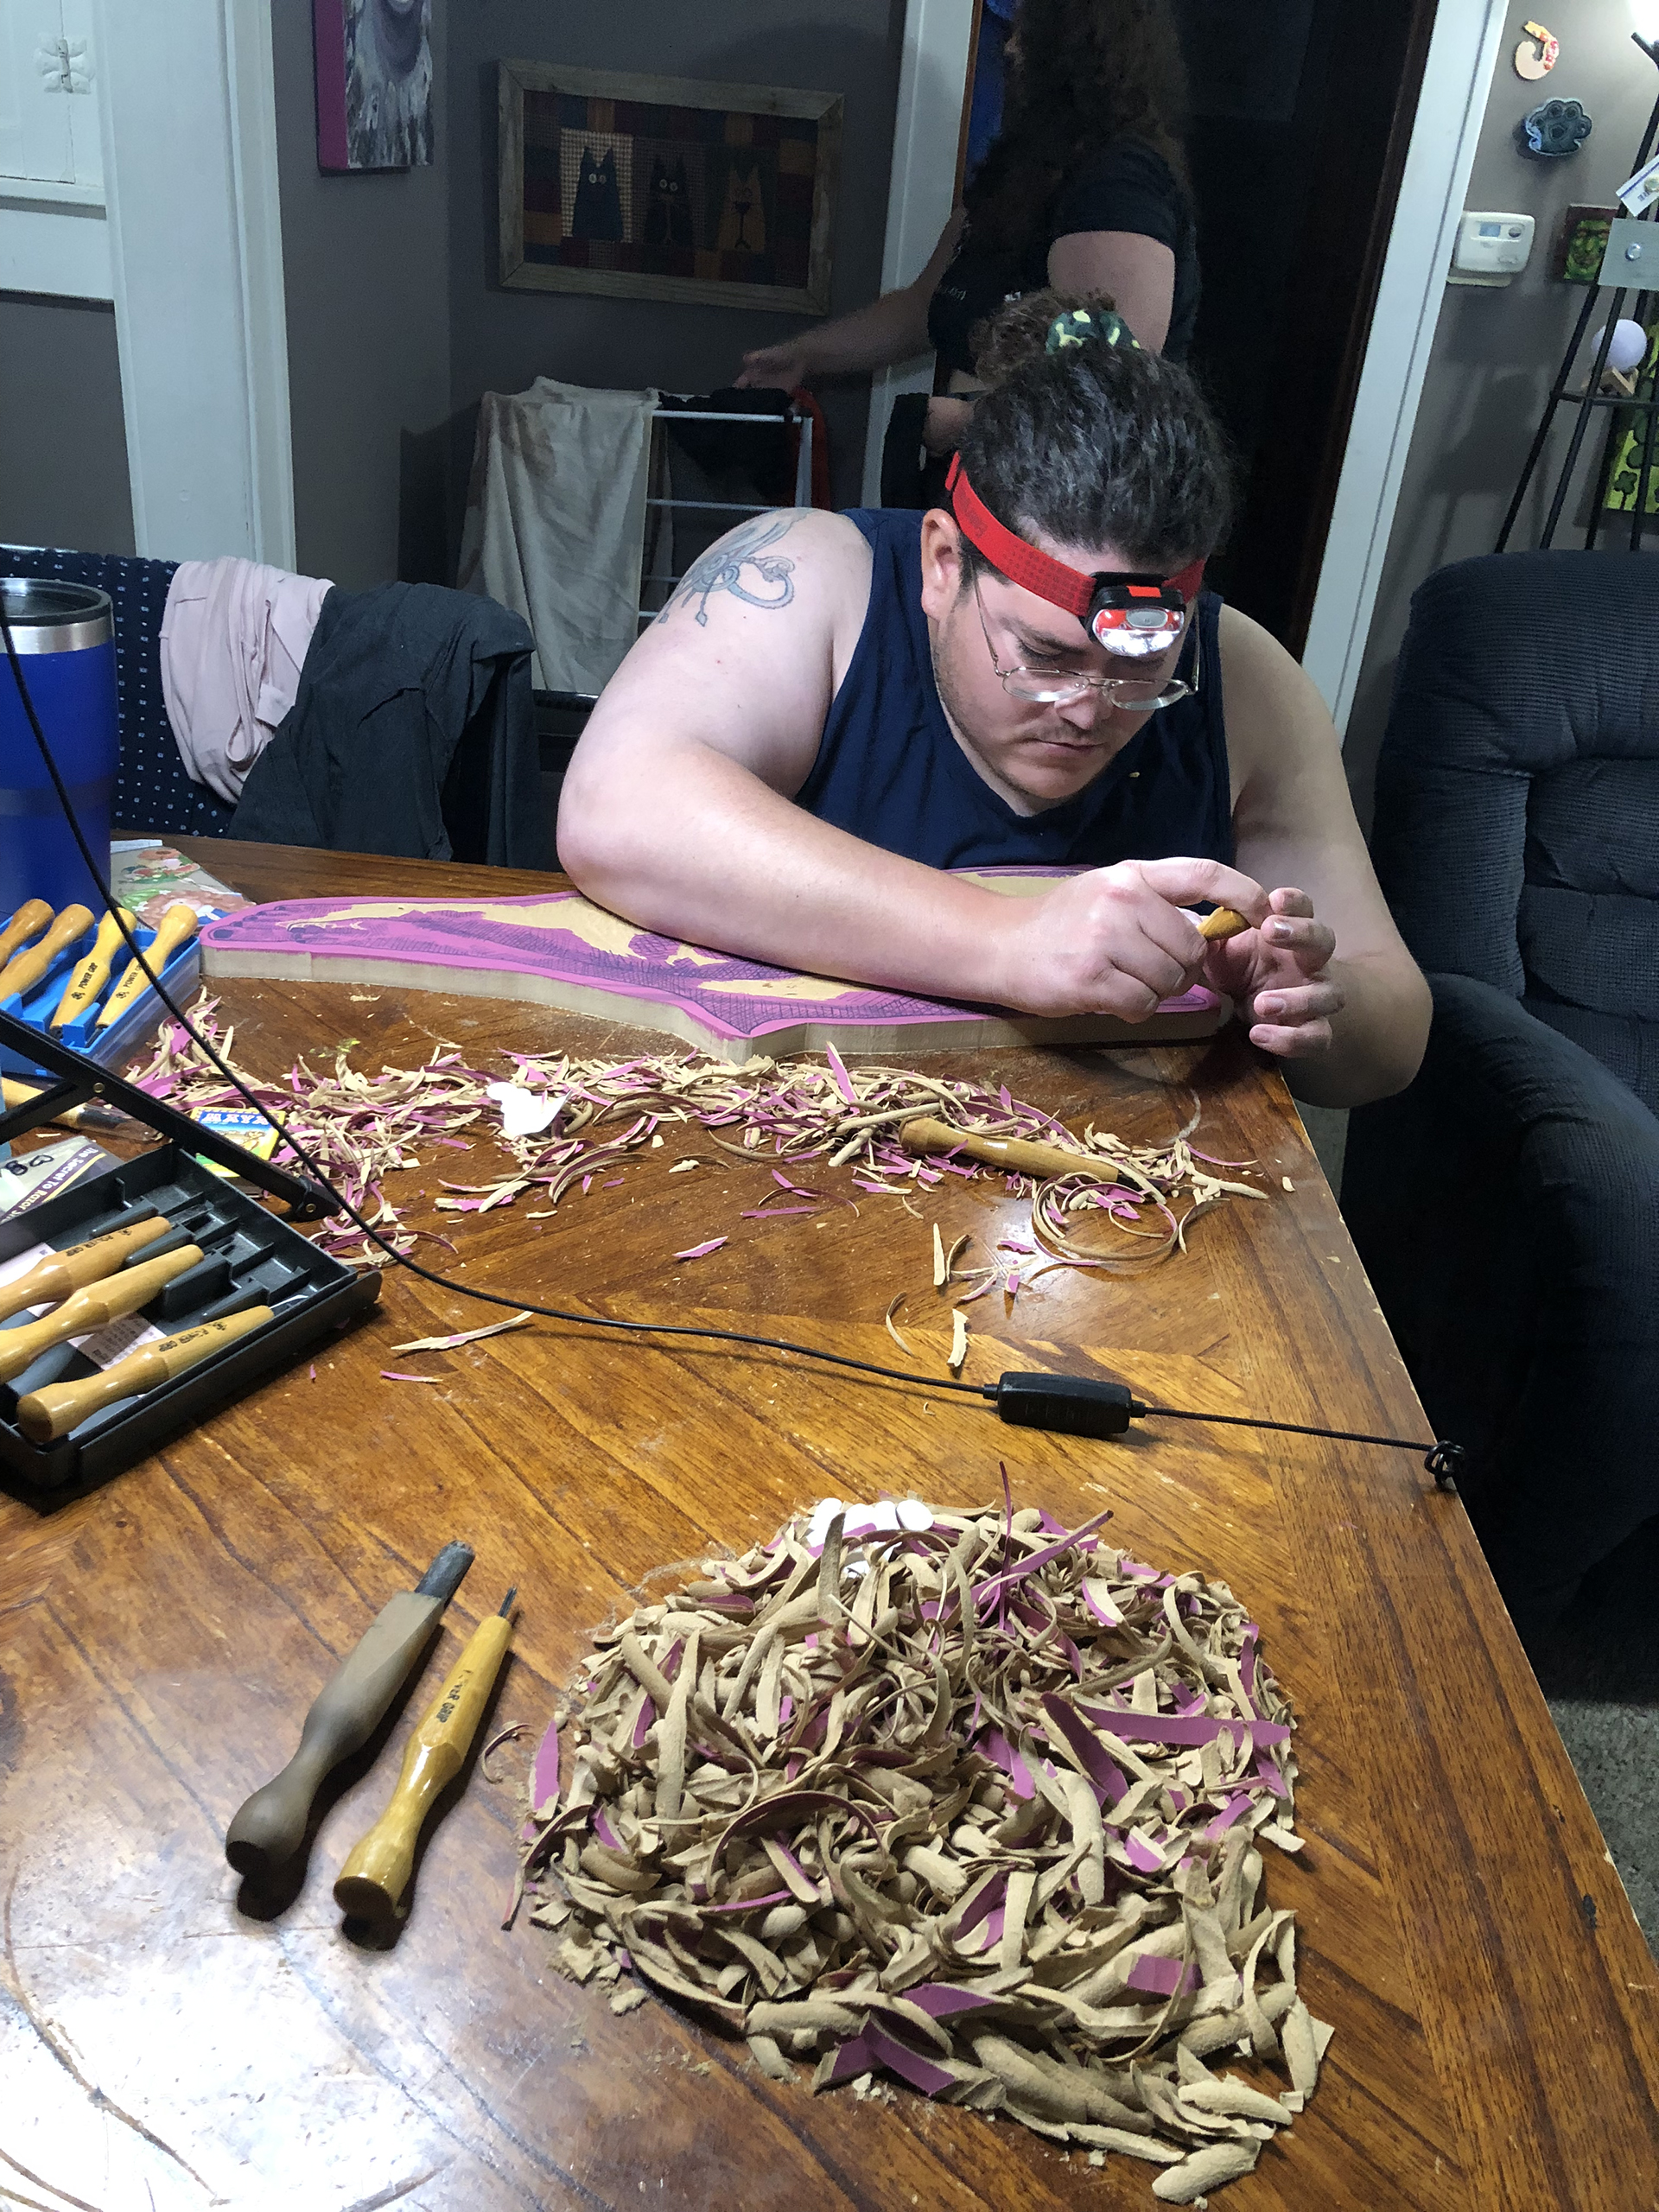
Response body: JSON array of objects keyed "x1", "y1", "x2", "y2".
[
  {"x1": 51, "y1": 909, "x2": 136, "y2": 1029},
  {"x1": 0, "y1": 1213, "x2": 174, "y2": 1325},
  {"x1": 97, "y1": 903, "x2": 199, "y2": 1027},
  {"x1": 0, "y1": 899, "x2": 54, "y2": 969},
  {"x1": 1196, "y1": 906, "x2": 1249, "y2": 943},
  {"x1": 16, "y1": 1304, "x2": 272, "y2": 1442},
  {"x1": 899, "y1": 1116, "x2": 1099, "y2": 1182},
  {"x1": 334, "y1": 1605, "x2": 515, "y2": 1924},
  {"x1": 0, "y1": 1242, "x2": 203, "y2": 1384},
  {"x1": 0, "y1": 905, "x2": 93, "y2": 1004}
]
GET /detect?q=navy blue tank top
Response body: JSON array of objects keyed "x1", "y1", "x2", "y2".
[{"x1": 795, "y1": 509, "x2": 1233, "y2": 871}]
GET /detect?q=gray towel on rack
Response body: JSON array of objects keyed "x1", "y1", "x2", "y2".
[{"x1": 457, "y1": 377, "x2": 658, "y2": 694}]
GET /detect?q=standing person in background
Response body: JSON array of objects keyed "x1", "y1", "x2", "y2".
[{"x1": 734, "y1": 0, "x2": 1198, "y2": 477}]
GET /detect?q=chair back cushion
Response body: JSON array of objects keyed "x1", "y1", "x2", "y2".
[{"x1": 1371, "y1": 550, "x2": 1659, "y2": 1115}]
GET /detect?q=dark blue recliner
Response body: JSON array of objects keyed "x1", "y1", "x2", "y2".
[{"x1": 1343, "y1": 551, "x2": 1659, "y2": 1633}]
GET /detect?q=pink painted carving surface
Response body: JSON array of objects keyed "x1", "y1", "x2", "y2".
[{"x1": 200, "y1": 880, "x2": 1223, "y2": 1049}]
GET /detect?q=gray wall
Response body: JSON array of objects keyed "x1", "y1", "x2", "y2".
[
  {"x1": 444, "y1": 0, "x2": 904, "y2": 548},
  {"x1": 0, "y1": 294, "x2": 134, "y2": 554},
  {"x1": 1345, "y1": 5, "x2": 1659, "y2": 822},
  {"x1": 270, "y1": 0, "x2": 453, "y2": 586}
]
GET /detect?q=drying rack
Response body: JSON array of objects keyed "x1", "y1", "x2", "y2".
[{"x1": 638, "y1": 395, "x2": 813, "y2": 626}]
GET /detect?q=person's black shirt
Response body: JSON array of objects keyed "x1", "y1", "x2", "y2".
[{"x1": 927, "y1": 138, "x2": 1199, "y2": 373}]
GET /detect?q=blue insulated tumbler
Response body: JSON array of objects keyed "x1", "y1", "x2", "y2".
[{"x1": 0, "y1": 579, "x2": 118, "y2": 915}]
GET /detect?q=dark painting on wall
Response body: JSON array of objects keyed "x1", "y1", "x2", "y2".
[
  {"x1": 498, "y1": 61, "x2": 842, "y2": 314},
  {"x1": 315, "y1": 0, "x2": 434, "y2": 172}
]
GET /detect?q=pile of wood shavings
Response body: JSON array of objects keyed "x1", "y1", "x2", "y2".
[
  {"x1": 516, "y1": 1495, "x2": 1328, "y2": 2202},
  {"x1": 129, "y1": 1007, "x2": 1263, "y2": 1274}
]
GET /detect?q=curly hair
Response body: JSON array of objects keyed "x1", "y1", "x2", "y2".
[
  {"x1": 965, "y1": 0, "x2": 1190, "y2": 254},
  {"x1": 955, "y1": 290, "x2": 1231, "y2": 576}
]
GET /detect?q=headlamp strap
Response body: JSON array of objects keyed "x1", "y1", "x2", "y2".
[{"x1": 944, "y1": 453, "x2": 1204, "y2": 621}]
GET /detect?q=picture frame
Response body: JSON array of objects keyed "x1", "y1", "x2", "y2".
[
  {"x1": 497, "y1": 60, "x2": 842, "y2": 315},
  {"x1": 1551, "y1": 202, "x2": 1617, "y2": 284},
  {"x1": 315, "y1": 0, "x2": 435, "y2": 173}
]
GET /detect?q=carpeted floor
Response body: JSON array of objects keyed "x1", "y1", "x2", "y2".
[{"x1": 1300, "y1": 1101, "x2": 1658, "y2": 1955}]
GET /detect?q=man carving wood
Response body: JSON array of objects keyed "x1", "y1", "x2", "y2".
[{"x1": 559, "y1": 296, "x2": 1429, "y2": 1106}]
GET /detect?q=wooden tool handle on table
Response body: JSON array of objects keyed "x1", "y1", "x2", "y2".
[
  {"x1": 0, "y1": 899, "x2": 54, "y2": 969},
  {"x1": 97, "y1": 903, "x2": 198, "y2": 1027},
  {"x1": 0, "y1": 1076, "x2": 135, "y2": 1135},
  {"x1": 1196, "y1": 906, "x2": 1249, "y2": 943},
  {"x1": 0, "y1": 1213, "x2": 173, "y2": 1325},
  {"x1": 0, "y1": 1242, "x2": 203, "y2": 1383},
  {"x1": 334, "y1": 1597, "x2": 516, "y2": 1924},
  {"x1": 899, "y1": 1117, "x2": 1102, "y2": 1182},
  {"x1": 52, "y1": 909, "x2": 136, "y2": 1028},
  {"x1": 15, "y1": 1304, "x2": 270, "y2": 1443},
  {"x1": 225, "y1": 1541, "x2": 474, "y2": 1879},
  {"x1": 0, "y1": 905, "x2": 92, "y2": 1003}
]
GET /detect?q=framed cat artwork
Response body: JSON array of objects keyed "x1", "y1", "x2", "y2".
[{"x1": 497, "y1": 60, "x2": 842, "y2": 313}]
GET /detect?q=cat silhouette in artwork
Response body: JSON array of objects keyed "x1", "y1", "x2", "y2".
[
  {"x1": 643, "y1": 156, "x2": 695, "y2": 250},
  {"x1": 569, "y1": 143, "x2": 623, "y2": 240},
  {"x1": 715, "y1": 156, "x2": 766, "y2": 254}
]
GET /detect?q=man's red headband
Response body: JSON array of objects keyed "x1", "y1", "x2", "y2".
[{"x1": 946, "y1": 454, "x2": 1205, "y2": 659}]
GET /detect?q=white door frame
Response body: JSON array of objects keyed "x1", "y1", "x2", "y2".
[
  {"x1": 1300, "y1": 0, "x2": 1508, "y2": 732},
  {"x1": 92, "y1": 0, "x2": 294, "y2": 566},
  {"x1": 861, "y1": 0, "x2": 976, "y2": 505}
]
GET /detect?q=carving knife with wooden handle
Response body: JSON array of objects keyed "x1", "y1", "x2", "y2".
[
  {"x1": 0, "y1": 905, "x2": 93, "y2": 1004},
  {"x1": 16, "y1": 1304, "x2": 273, "y2": 1441},
  {"x1": 0, "y1": 1214, "x2": 173, "y2": 1325},
  {"x1": 97, "y1": 902, "x2": 200, "y2": 1027},
  {"x1": 0, "y1": 899, "x2": 54, "y2": 969},
  {"x1": 334, "y1": 1588, "x2": 516, "y2": 1927},
  {"x1": 0, "y1": 1243, "x2": 204, "y2": 1383},
  {"x1": 52, "y1": 908, "x2": 137, "y2": 1028},
  {"x1": 225, "y1": 1541, "x2": 476, "y2": 1879}
]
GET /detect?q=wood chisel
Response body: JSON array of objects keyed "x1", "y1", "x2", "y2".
[
  {"x1": 0, "y1": 1075, "x2": 139, "y2": 1134},
  {"x1": 97, "y1": 902, "x2": 199, "y2": 1027},
  {"x1": 0, "y1": 899, "x2": 54, "y2": 969},
  {"x1": 0, "y1": 1214, "x2": 173, "y2": 1325},
  {"x1": 899, "y1": 1116, "x2": 1133, "y2": 1181},
  {"x1": 334, "y1": 1586, "x2": 517, "y2": 1927},
  {"x1": 225, "y1": 1541, "x2": 475, "y2": 1880},
  {"x1": 15, "y1": 1303, "x2": 273, "y2": 1440},
  {"x1": 0, "y1": 904, "x2": 93, "y2": 1003},
  {"x1": 0, "y1": 1242, "x2": 203, "y2": 1382},
  {"x1": 51, "y1": 907, "x2": 137, "y2": 1029}
]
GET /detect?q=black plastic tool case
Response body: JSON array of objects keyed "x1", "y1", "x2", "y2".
[{"x1": 0, "y1": 1144, "x2": 379, "y2": 1491}]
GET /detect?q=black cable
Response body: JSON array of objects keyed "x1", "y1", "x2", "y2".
[
  {"x1": 1, "y1": 596, "x2": 1457, "y2": 1472},
  {"x1": 1136, "y1": 1404, "x2": 1465, "y2": 1486}
]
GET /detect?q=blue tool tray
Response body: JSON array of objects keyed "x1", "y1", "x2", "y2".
[
  {"x1": 0, "y1": 906, "x2": 206, "y2": 1081},
  {"x1": 0, "y1": 1144, "x2": 379, "y2": 1493}
]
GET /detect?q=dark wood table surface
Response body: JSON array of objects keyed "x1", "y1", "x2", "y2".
[{"x1": 2, "y1": 841, "x2": 1656, "y2": 2212}]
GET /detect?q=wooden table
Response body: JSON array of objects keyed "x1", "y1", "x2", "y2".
[{"x1": 2, "y1": 842, "x2": 1656, "y2": 2212}]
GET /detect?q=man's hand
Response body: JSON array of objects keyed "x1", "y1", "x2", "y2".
[
  {"x1": 1202, "y1": 887, "x2": 1344, "y2": 1059},
  {"x1": 986, "y1": 859, "x2": 1271, "y2": 1020}
]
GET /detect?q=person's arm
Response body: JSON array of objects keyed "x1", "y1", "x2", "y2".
[
  {"x1": 557, "y1": 512, "x2": 1274, "y2": 1015},
  {"x1": 1047, "y1": 231, "x2": 1175, "y2": 353},
  {"x1": 1205, "y1": 606, "x2": 1431, "y2": 1108},
  {"x1": 734, "y1": 213, "x2": 963, "y2": 390}
]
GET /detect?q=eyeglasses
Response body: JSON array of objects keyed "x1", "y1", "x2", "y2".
[{"x1": 971, "y1": 574, "x2": 1198, "y2": 709}]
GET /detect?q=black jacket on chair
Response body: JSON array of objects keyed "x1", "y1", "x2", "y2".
[
  {"x1": 230, "y1": 582, "x2": 552, "y2": 870},
  {"x1": 1343, "y1": 551, "x2": 1659, "y2": 1630}
]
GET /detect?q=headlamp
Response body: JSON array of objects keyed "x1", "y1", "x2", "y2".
[{"x1": 945, "y1": 454, "x2": 1203, "y2": 661}]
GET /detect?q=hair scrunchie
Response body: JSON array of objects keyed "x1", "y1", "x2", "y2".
[{"x1": 1045, "y1": 305, "x2": 1141, "y2": 357}]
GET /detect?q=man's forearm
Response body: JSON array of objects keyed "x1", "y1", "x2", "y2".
[
  {"x1": 804, "y1": 284, "x2": 933, "y2": 378},
  {"x1": 560, "y1": 741, "x2": 1007, "y2": 1001},
  {"x1": 1284, "y1": 957, "x2": 1431, "y2": 1109}
]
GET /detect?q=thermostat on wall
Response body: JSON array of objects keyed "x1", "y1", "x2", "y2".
[{"x1": 1450, "y1": 210, "x2": 1535, "y2": 285}]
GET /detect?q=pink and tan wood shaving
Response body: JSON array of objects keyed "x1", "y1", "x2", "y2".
[{"x1": 514, "y1": 1496, "x2": 1329, "y2": 2202}]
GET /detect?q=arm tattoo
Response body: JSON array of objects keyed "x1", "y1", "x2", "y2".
[{"x1": 658, "y1": 515, "x2": 798, "y2": 627}]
